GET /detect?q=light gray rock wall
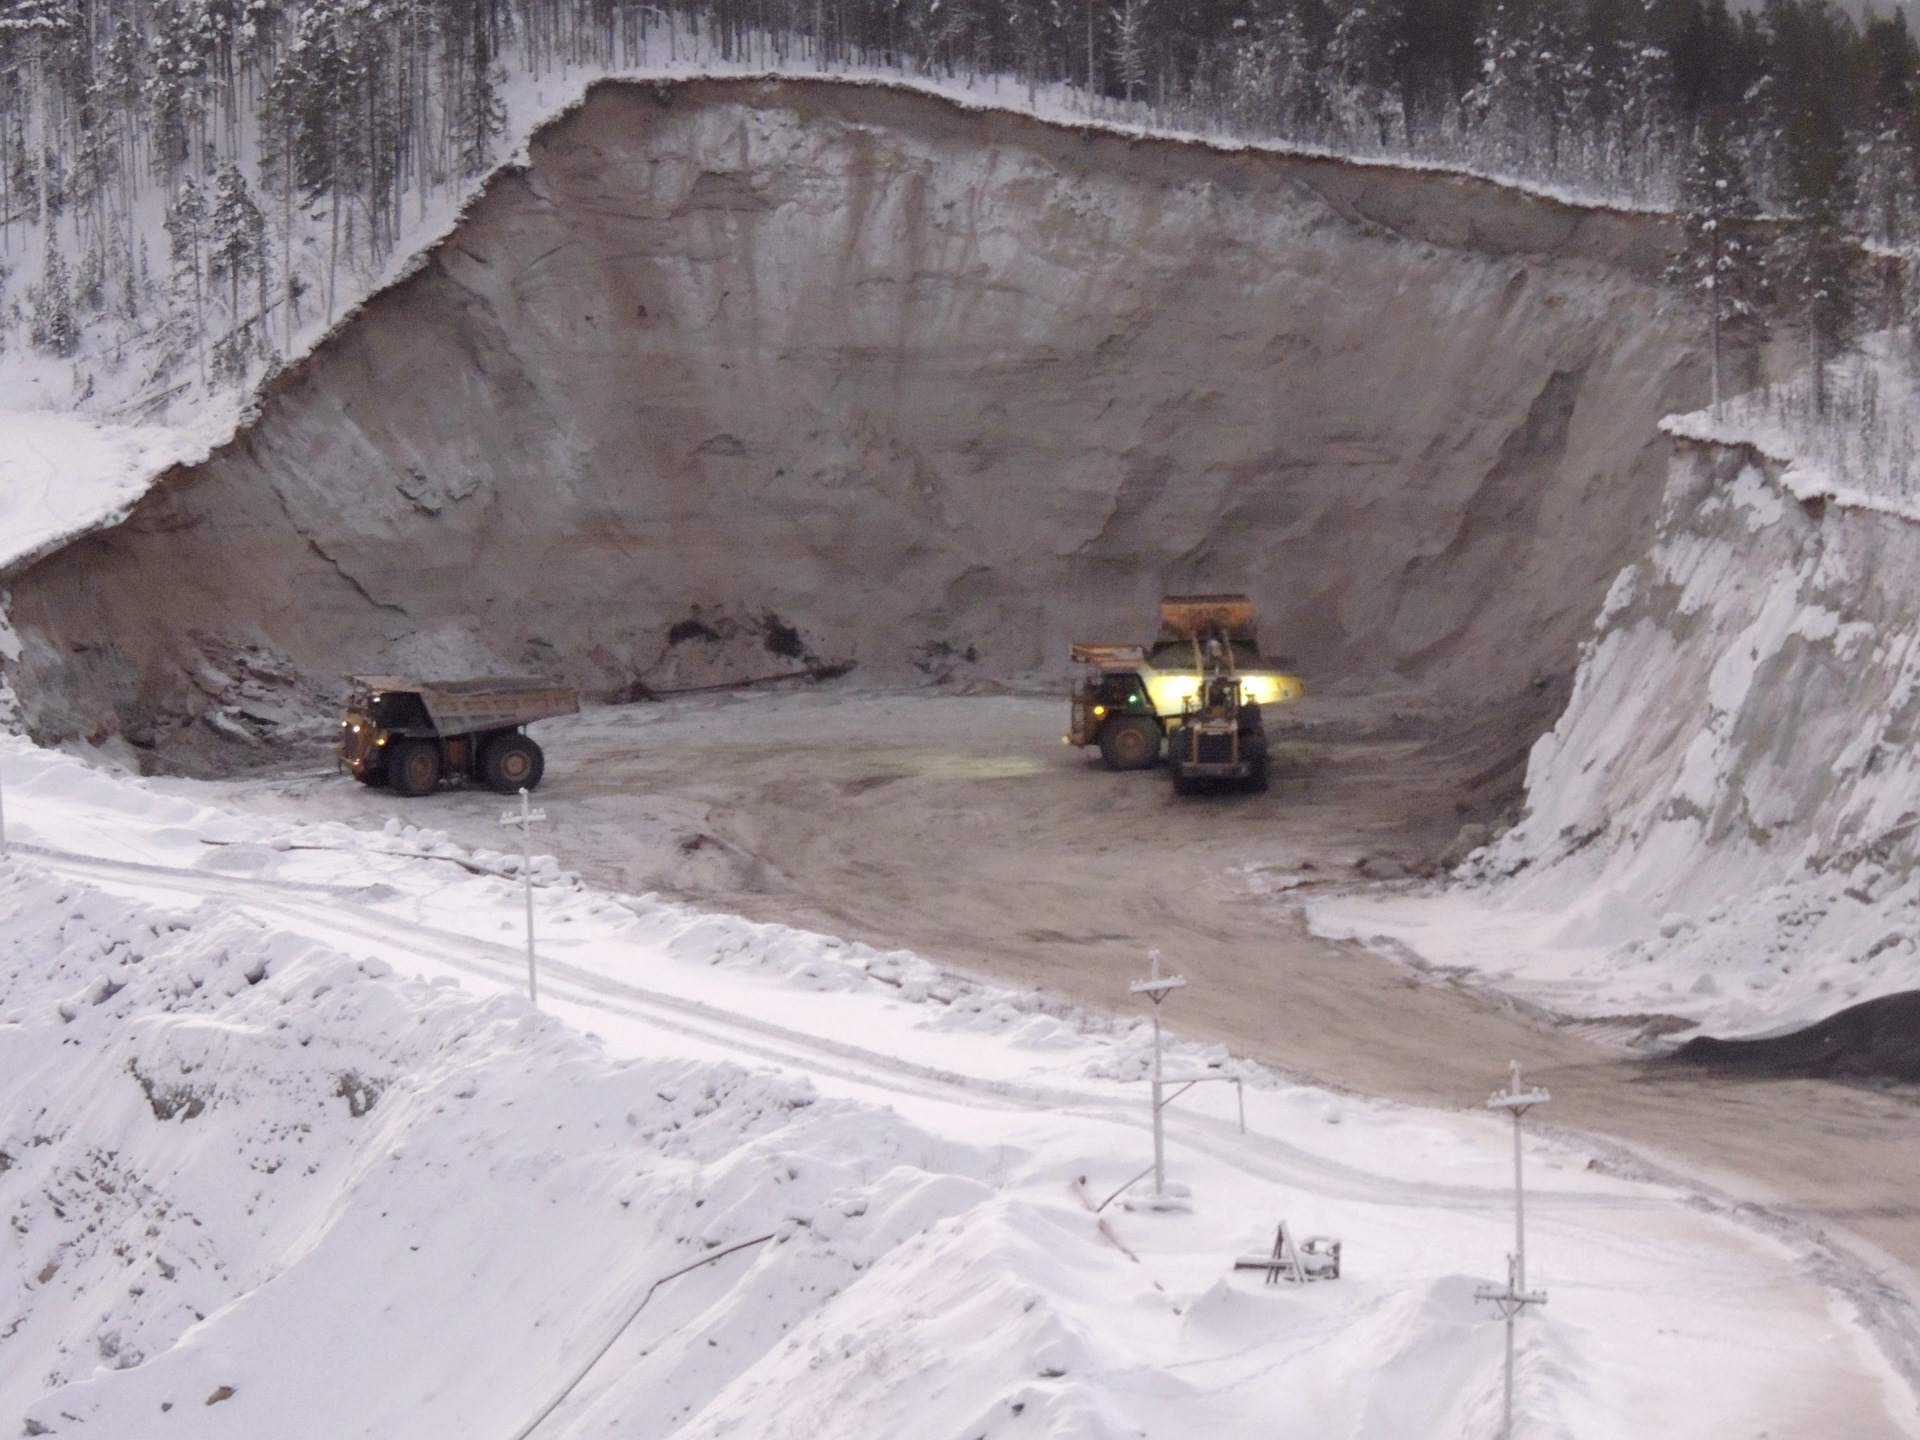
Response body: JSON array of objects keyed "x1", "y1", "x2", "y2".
[
  {"x1": 7, "y1": 78, "x2": 1703, "y2": 766},
  {"x1": 1496, "y1": 439, "x2": 1920, "y2": 900}
]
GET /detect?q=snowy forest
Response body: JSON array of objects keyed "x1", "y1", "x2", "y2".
[{"x1": 0, "y1": 0, "x2": 1912, "y2": 413}]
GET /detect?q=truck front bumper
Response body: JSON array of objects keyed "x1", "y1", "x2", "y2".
[{"x1": 1171, "y1": 760, "x2": 1258, "y2": 779}]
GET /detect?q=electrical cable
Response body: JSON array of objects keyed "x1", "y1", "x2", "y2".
[{"x1": 507, "y1": 1232, "x2": 779, "y2": 1440}]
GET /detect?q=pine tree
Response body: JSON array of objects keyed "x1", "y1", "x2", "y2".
[
  {"x1": 76, "y1": 243, "x2": 103, "y2": 311},
  {"x1": 165, "y1": 172, "x2": 208, "y2": 383},
  {"x1": 207, "y1": 161, "x2": 265, "y2": 326},
  {"x1": 1111, "y1": 0, "x2": 1146, "y2": 103},
  {"x1": 1327, "y1": 0, "x2": 1404, "y2": 149},
  {"x1": 1858, "y1": 10, "x2": 1920, "y2": 246},
  {"x1": 28, "y1": 240, "x2": 76, "y2": 355},
  {"x1": 1671, "y1": 113, "x2": 1762, "y2": 415},
  {"x1": 1769, "y1": 0, "x2": 1861, "y2": 415},
  {"x1": 458, "y1": 3, "x2": 506, "y2": 179}
]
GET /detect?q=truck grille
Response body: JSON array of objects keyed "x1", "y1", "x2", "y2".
[{"x1": 1195, "y1": 732, "x2": 1235, "y2": 764}]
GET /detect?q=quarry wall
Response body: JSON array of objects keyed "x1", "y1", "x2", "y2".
[
  {"x1": 1463, "y1": 436, "x2": 1920, "y2": 1017},
  {"x1": 5, "y1": 78, "x2": 1704, "y2": 768},
  {"x1": 1501, "y1": 440, "x2": 1920, "y2": 896}
]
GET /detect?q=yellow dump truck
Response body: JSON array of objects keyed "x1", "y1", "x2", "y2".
[
  {"x1": 1066, "y1": 595, "x2": 1301, "y2": 786},
  {"x1": 339, "y1": 676, "x2": 579, "y2": 797}
]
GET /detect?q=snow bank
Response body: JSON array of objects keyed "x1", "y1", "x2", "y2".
[
  {"x1": 0, "y1": 860, "x2": 990, "y2": 1439},
  {"x1": 2, "y1": 734, "x2": 1910, "y2": 1438},
  {"x1": 1312, "y1": 427, "x2": 1920, "y2": 1037},
  {"x1": 0, "y1": 414, "x2": 224, "y2": 578}
]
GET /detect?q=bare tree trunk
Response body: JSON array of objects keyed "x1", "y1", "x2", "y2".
[
  {"x1": 1710, "y1": 293, "x2": 1721, "y2": 419},
  {"x1": 1811, "y1": 299, "x2": 1826, "y2": 418},
  {"x1": 1086, "y1": 0, "x2": 1095, "y2": 107}
]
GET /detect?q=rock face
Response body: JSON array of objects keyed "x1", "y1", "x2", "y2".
[
  {"x1": 1499, "y1": 439, "x2": 1920, "y2": 896},
  {"x1": 1473, "y1": 438, "x2": 1920, "y2": 1000},
  {"x1": 7, "y1": 77, "x2": 1702, "y2": 768}
]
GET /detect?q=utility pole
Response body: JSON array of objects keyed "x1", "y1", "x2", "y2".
[
  {"x1": 499, "y1": 787, "x2": 548, "y2": 1005},
  {"x1": 1476, "y1": 1061, "x2": 1550, "y2": 1439},
  {"x1": 1129, "y1": 949, "x2": 1186, "y2": 1203}
]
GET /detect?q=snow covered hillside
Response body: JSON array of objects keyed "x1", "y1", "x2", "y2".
[
  {"x1": 1310, "y1": 372, "x2": 1920, "y2": 1041},
  {"x1": 1, "y1": 734, "x2": 1911, "y2": 1438}
]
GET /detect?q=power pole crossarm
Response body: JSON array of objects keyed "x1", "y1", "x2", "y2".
[
  {"x1": 1477, "y1": 1061, "x2": 1549, "y2": 1439},
  {"x1": 1128, "y1": 950, "x2": 1187, "y2": 1207}
]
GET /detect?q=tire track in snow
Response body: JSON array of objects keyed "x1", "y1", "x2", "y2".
[
  {"x1": 22, "y1": 839, "x2": 1920, "y2": 1401},
  {"x1": 3, "y1": 842, "x2": 1783, "y2": 1213}
]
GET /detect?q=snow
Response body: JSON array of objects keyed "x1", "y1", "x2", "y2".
[
  {"x1": 1308, "y1": 350, "x2": 1920, "y2": 1043},
  {"x1": 0, "y1": 412, "x2": 229, "y2": 574},
  {"x1": 0, "y1": 733, "x2": 1914, "y2": 1438}
]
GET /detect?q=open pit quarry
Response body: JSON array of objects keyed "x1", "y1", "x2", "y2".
[
  {"x1": 2, "y1": 77, "x2": 1700, "y2": 772},
  {"x1": 24, "y1": 72, "x2": 1920, "y2": 1368}
]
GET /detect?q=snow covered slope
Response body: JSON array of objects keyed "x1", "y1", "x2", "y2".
[
  {"x1": 2, "y1": 734, "x2": 1911, "y2": 1439},
  {"x1": 1312, "y1": 416, "x2": 1920, "y2": 1038}
]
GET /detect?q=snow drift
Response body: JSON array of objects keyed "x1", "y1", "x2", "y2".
[
  {"x1": 4, "y1": 731, "x2": 1912, "y2": 1440},
  {"x1": 0, "y1": 865, "x2": 997, "y2": 1439},
  {"x1": 5, "y1": 76, "x2": 1704, "y2": 773}
]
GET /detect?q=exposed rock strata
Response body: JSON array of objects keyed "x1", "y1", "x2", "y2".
[{"x1": 7, "y1": 78, "x2": 1703, "y2": 769}]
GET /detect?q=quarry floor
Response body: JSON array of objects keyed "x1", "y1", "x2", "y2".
[{"x1": 204, "y1": 685, "x2": 1920, "y2": 1281}]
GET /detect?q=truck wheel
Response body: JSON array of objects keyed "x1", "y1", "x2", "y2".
[
  {"x1": 352, "y1": 763, "x2": 389, "y2": 788},
  {"x1": 387, "y1": 739, "x2": 442, "y2": 797},
  {"x1": 483, "y1": 733, "x2": 545, "y2": 793},
  {"x1": 1165, "y1": 726, "x2": 1190, "y2": 767},
  {"x1": 1098, "y1": 716, "x2": 1160, "y2": 771}
]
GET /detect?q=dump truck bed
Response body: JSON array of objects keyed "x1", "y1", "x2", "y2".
[
  {"x1": 351, "y1": 676, "x2": 580, "y2": 735},
  {"x1": 1070, "y1": 643, "x2": 1149, "y2": 666}
]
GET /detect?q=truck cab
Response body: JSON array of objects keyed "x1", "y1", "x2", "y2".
[{"x1": 1067, "y1": 645, "x2": 1163, "y2": 768}]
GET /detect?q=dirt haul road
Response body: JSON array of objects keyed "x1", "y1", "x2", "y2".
[{"x1": 209, "y1": 687, "x2": 1920, "y2": 1295}]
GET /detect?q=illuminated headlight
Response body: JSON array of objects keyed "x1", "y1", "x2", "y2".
[
  {"x1": 1144, "y1": 672, "x2": 1302, "y2": 714},
  {"x1": 1144, "y1": 674, "x2": 1202, "y2": 714},
  {"x1": 1239, "y1": 675, "x2": 1305, "y2": 705},
  {"x1": 1092, "y1": 704, "x2": 1106, "y2": 717}
]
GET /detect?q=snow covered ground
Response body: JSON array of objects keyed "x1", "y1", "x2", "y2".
[
  {"x1": 1, "y1": 732, "x2": 1915, "y2": 1439},
  {"x1": 1664, "y1": 332, "x2": 1920, "y2": 524}
]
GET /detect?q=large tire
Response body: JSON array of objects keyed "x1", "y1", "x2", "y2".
[
  {"x1": 1164, "y1": 726, "x2": 1192, "y2": 769},
  {"x1": 387, "y1": 739, "x2": 443, "y2": 797},
  {"x1": 483, "y1": 732, "x2": 545, "y2": 794},
  {"x1": 352, "y1": 763, "x2": 389, "y2": 788},
  {"x1": 1098, "y1": 716, "x2": 1160, "y2": 771}
]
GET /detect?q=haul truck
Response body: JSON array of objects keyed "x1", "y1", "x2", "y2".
[
  {"x1": 339, "y1": 676, "x2": 579, "y2": 797},
  {"x1": 1065, "y1": 595, "x2": 1301, "y2": 786}
]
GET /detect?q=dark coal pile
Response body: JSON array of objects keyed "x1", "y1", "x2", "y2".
[{"x1": 1671, "y1": 991, "x2": 1920, "y2": 1082}]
